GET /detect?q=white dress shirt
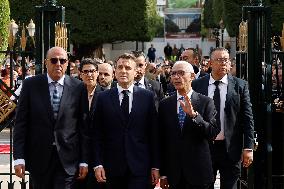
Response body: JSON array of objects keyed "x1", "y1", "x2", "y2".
[
  {"x1": 208, "y1": 74, "x2": 228, "y2": 140},
  {"x1": 117, "y1": 83, "x2": 134, "y2": 114}
]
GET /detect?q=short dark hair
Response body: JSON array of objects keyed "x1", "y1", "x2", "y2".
[
  {"x1": 210, "y1": 47, "x2": 229, "y2": 59},
  {"x1": 115, "y1": 53, "x2": 136, "y2": 67},
  {"x1": 79, "y1": 58, "x2": 99, "y2": 71},
  {"x1": 131, "y1": 51, "x2": 146, "y2": 59}
]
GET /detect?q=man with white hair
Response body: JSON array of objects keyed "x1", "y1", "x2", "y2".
[{"x1": 159, "y1": 61, "x2": 220, "y2": 189}]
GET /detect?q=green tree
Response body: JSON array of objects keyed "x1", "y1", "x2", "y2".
[
  {"x1": 9, "y1": 0, "x2": 160, "y2": 57},
  {"x1": 0, "y1": 0, "x2": 10, "y2": 63}
]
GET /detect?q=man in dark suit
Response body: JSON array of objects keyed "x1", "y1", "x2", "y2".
[
  {"x1": 13, "y1": 47, "x2": 89, "y2": 189},
  {"x1": 92, "y1": 53, "x2": 160, "y2": 189},
  {"x1": 132, "y1": 51, "x2": 164, "y2": 109},
  {"x1": 159, "y1": 61, "x2": 220, "y2": 189},
  {"x1": 192, "y1": 47, "x2": 254, "y2": 189}
]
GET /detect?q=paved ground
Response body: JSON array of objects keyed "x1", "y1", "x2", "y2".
[{"x1": 0, "y1": 128, "x2": 220, "y2": 189}]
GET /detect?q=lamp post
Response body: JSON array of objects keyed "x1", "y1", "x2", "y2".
[
  {"x1": 212, "y1": 28, "x2": 220, "y2": 48},
  {"x1": 219, "y1": 19, "x2": 225, "y2": 47}
]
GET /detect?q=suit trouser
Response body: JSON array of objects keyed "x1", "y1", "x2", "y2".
[
  {"x1": 209, "y1": 140, "x2": 241, "y2": 189},
  {"x1": 169, "y1": 173, "x2": 210, "y2": 189},
  {"x1": 30, "y1": 146, "x2": 75, "y2": 189},
  {"x1": 105, "y1": 166, "x2": 151, "y2": 189}
]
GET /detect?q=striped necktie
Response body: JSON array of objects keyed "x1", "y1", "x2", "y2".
[{"x1": 52, "y1": 82, "x2": 61, "y2": 118}]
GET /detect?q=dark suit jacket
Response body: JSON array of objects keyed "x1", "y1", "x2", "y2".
[
  {"x1": 13, "y1": 74, "x2": 89, "y2": 176},
  {"x1": 89, "y1": 85, "x2": 104, "y2": 116},
  {"x1": 92, "y1": 86, "x2": 159, "y2": 177},
  {"x1": 159, "y1": 91, "x2": 220, "y2": 186},
  {"x1": 144, "y1": 77, "x2": 164, "y2": 109},
  {"x1": 192, "y1": 74, "x2": 254, "y2": 162}
]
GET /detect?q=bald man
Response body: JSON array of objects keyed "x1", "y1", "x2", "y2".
[
  {"x1": 98, "y1": 63, "x2": 114, "y2": 90},
  {"x1": 13, "y1": 47, "x2": 89, "y2": 189}
]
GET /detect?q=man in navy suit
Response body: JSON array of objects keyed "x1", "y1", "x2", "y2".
[
  {"x1": 13, "y1": 47, "x2": 89, "y2": 189},
  {"x1": 159, "y1": 61, "x2": 220, "y2": 189},
  {"x1": 192, "y1": 47, "x2": 254, "y2": 189},
  {"x1": 92, "y1": 53, "x2": 160, "y2": 189}
]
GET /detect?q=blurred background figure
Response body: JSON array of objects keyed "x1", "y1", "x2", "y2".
[{"x1": 147, "y1": 44, "x2": 156, "y2": 63}]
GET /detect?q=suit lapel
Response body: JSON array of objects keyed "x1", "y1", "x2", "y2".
[
  {"x1": 56, "y1": 75, "x2": 71, "y2": 121},
  {"x1": 110, "y1": 87, "x2": 125, "y2": 124},
  {"x1": 41, "y1": 74, "x2": 55, "y2": 123},
  {"x1": 128, "y1": 86, "x2": 139, "y2": 126},
  {"x1": 225, "y1": 74, "x2": 236, "y2": 110},
  {"x1": 144, "y1": 77, "x2": 153, "y2": 90},
  {"x1": 199, "y1": 75, "x2": 210, "y2": 96},
  {"x1": 169, "y1": 93, "x2": 180, "y2": 130}
]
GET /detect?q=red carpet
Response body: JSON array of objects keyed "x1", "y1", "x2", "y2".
[{"x1": 0, "y1": 144, "x2": 11, "y2": 154}]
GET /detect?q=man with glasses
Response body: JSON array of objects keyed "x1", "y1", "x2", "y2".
[
  {"x1": 192, "y1": 47, "x2": 254, "y2": 189},
  {"x1": 159, "y1": 61, "x2": 220, "y2": 189},
  {"x1": 79, "y1": 58, "x2": 103, "y2": 111},
  {"x1": 13, "y1": 47, "x2": 89, "y2": 189}
]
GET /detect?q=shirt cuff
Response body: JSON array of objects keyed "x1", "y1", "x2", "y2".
[
  {"x1": 79, "y1": 163, "x2": 88, "y2": 167},
  {"x1": 14, "y1": 159, "x2": 25, "y2": 166},
  {"x1": 93, "y1": 165, "x2": 103, "y2": 170},
  {"x1": 243, "y1": 148, "x2": 253, "y2": 152}
]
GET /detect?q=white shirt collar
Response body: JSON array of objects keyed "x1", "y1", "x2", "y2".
[
  {"x1": 177, "y1": 89, "x2": 193, "y2": 101},
  {"x1": 47, "y1": 73, "x2": 65, "y2": 86},
  {"x1": 117, "y1": 83, "x2": 134, "y2": 94},
  {"x1": 138, "y1": 76, "x2": 145, "y2": 86},
  {"x1": 209, "y1": 74, "x2": 228, "y2": 85}
]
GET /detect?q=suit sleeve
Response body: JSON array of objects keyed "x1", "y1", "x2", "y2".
[
  {"x1": 241, "y1": 81, "x2": 254, "y2": 149},
  {"x1": 13, "y1": 79, "x2": 30, "y2": 160},
  {"x1": 149, "y1": 93, "x2": 160, "y2": 169},
  {"x1": 192, "y1": 98, "x2": 220, "y2": 140},
  {"x1": 91, "y1": 93, "x2": 104, "y2": 167},
  {"x1": 78, "y1": 83, "x2": 90, "y2": 164}
]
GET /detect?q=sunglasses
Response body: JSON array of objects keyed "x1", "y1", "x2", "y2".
[
  {"x1": 82, "y1": 69, "x2": 97, "y2": 74},
  {"x1": 47, "y1": 58, "x2": 67, "y2": 64}
]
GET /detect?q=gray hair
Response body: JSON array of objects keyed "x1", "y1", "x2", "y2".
[{"x1": 173, "y1": 61, "x2": 194, "y2": 73}]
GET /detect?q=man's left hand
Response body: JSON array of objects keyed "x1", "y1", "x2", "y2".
[{"x1": 77, "y1": 166, "x2": 88, "y2": 179}]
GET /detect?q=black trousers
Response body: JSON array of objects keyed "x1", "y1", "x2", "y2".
[
  {"x1": 209, "y1": 140, "x2": 241, "y2": 189},
  {"x1": 169, "y1": 173, "x2": 210, "y2": 189},
  {"x1": 30, "y1": 147, "x2": 75, "y2": 189},
  {"x1": 105, "y1": 166, "x2": 151, "y2": 189}
]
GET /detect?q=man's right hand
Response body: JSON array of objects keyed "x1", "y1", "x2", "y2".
[
  {"x1": 14, "y1": 164, "x2": 25, "y2": 179},
  {"x1": 160, "y1": 177, "x2": 169, "y2": 189},
  {"x1": 94, "y1": 167, "x2": 106, "y2": 182}
]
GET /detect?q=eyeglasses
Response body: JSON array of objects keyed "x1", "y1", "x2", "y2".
[
  {"x1": 170, "y1": 70, "x2": 189, "y2": 77},
  {"x1": 47, "y1": 58, "x2": 67, "y2": 64},
  {"x1": 82, "y1": 69, "x2": 97, "y2": 74},
  {"x1": 213, "y1": 58, "x2": 230, "y2": 64}
]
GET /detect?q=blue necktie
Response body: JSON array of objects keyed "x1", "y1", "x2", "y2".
[
  {"x1": 178, "y1": 96, "x2": 186, "y2": 129},
  {"x1": 52, "y1": 82, "x2": 61, "y2": 118}
]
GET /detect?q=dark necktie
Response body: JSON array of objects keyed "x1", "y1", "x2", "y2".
[
  {"x1": 213, "y1": 81, "x2": 221, "y2": 128},
  {"x1": 52, "y1": 82, "x2": 61, "y2": 118},
  {"x1": 178, "y1": 96, "x2": 186, "y2": 130},
  {"x1": 121, "y1": 90, "x2": 129, "y2": 122},
  {"x1": 135, "y1": 82, "x2": 140, "y2": 87}
]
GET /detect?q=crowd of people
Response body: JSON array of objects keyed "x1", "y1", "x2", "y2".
[{"x1": 0, "y1": 45, "x2": 258, "y2": 189}]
